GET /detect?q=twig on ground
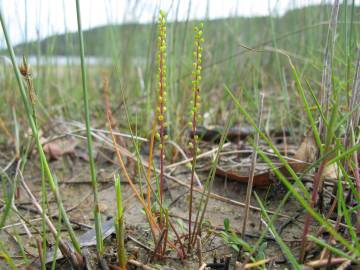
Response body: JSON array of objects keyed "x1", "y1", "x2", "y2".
[
  {"x1": 305, "y1": 257, "x2": 349, "y2": 268},
  {"x1": 128, "y1": 259, "x2": 157, "y2": 270},
  {"x1": 198, "y1": 262, "x2": 208, "y2": 270},
  {"x1": 241, "y1": 93, "x2": 264, "y2": 238},
  {"x1": 196, "y1": 236, "x2": 203, "y2": 267}
]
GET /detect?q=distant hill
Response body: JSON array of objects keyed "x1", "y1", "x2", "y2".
[{"x1": 10, "y1": 4, "x2": 359, "y2": 58}]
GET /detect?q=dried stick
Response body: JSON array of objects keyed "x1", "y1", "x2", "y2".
[
  {"x1": 241, "y1": 93, "x2": 264, "y2": 238},
  {"x1": 128, "y1": 259, "x2": 156, "y2": 270}
]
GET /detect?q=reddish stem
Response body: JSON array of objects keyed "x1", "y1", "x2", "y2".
[
  {"x1": 159, "y1": 35, "x2": 165, "y2": 206},
  {"x1": 188, "y1": 42, "x2": 200, "y2": 252},
  {"x1": 299, "y1": 158, "x2": 327, "y2": 262}
]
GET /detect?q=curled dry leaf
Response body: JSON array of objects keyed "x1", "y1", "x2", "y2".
[
  {"x1": 215, "y1": 132, "x2": 319, "y2": 186},
  {"x1": 290, "y1": 132, "x2": 318, "y2": 173},
  {"x1": 322, "y1": 162, "x2": 341, "y2": 182},
  {"x1": 42, "y1": 138, "x2": 78, "y2": 161},
  {"x1": 215, "y1": 167, "x2": 271, "y2": 187}
]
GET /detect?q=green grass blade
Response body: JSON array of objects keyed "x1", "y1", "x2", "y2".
[
  {"x1": 75, "y1": 0, "x2": 103, "y2": 256},
  {"x1": 114, "y1": 174, "x2": 127, "y2": 268},
  {"x1": 254, "y1": 192, "x2": 301, "y2": 270},
  {"x1": 305, "y1": 79, "x2": 328, "y2": 128},
  {"x1": 307, "y1": 235, "x2": 358, "y2": 262},
  {"x1": 338, "y1": 165, "x2": 360, "y2": 248},
  {"x1": 0, "y1": 241, "x2": 17, "y2": 270},
  {"x1": 288, "y1": 58, "x2": 322, "y2": 151}
]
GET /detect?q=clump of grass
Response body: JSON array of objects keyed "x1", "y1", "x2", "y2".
[
  {"x1": 225, "y1": 82, "x2": 360, "y2": 257},
  {"x1": 188, "y1": 22, "x2": 204, "y2": 252},
  {"x1": 0, "y1": 9, "x2": 84, "y2": 268}
]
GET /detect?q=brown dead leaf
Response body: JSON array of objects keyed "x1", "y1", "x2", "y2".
[
  {"x1": 291, "y1": 133, "x2": 342, "y2": 182},
  {"x1": 215, "y1": 132, "x2": 319, "y2": 187},
  {"x1": 98, "y1": 202, "x2": 108, "y2": 213},
  {"x1": 42, "y1": 139, "x2": 78, "y2": 161},
  {"x1": 215, "y1": 166, "x2": 271, "y2": 187},
  {"x1": 290, "y1": 132, "x2": 318, "y2": 173},
  {"x1": 322, "y1": 162, "x2": 341, "y2": 181}
]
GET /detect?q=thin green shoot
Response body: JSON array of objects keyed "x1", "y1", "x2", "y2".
[
  {"x1": 75, "y1": 0, "x2": 103, "y2": 257},
  {"x1": 0, "y1": 241, "x2": 17, "y2": 270},
  {"x1": 338, "y1": 165, "x2": 359, "y2": 248},
  {"x1": 51, "y1": 209, "x2": 63, "y2": 270},
  {"x1": 289, "y1": 58, "x2": 322, "y2": 151},
  {"x1": 307, "y1": 235, "x2": 358, "y2": 262},
  {"x1": 254, "y1": 192, "x2": 301, "y2": 270},
  {"x1": 114, "y1": 174, "x2": 127, "y2": 269}
]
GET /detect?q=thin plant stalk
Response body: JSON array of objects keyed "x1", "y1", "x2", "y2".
[
  {"x1": 188, "y1": 23, "x2": 204, "y2": 252},
  {"x1": 241, "y1": 93, "x2": 264, "y2": 238},
  {"x1": 156, "y1": 10, "x2": 168, "y2": 205},
  {"x1": 114, "y1": 174, "x2": 127, "y2": 269},
  {"x1": 299, "y1": 158, "x2": 327, "y2": 262},
  {"x1": 40, "y1": 157, "x2": 47, "y2": 270},
  {"x1": 51, "y1": 209, "x2": 63, "y2": 270},
  {"x1": 75, "y1": 0, "x2": 103, "y2": 257},
  {"x1": 319, "y1": 0, "x2": 339, "y2": 139},
  {"x1": 146, "y1": 115, "x2": 157, "y2": 209}
]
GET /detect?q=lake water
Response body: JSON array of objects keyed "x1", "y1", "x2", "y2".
[
  {"x1": 0, "y1": 55, "x2": 147, "y2": 67},
  {"x1": 0, "y1": 55, "x2": 112, "y2": 66}
]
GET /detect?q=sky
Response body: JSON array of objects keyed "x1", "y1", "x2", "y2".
[{"x1": 0, "y1": 0, "x2": 341, "y2": 46}]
